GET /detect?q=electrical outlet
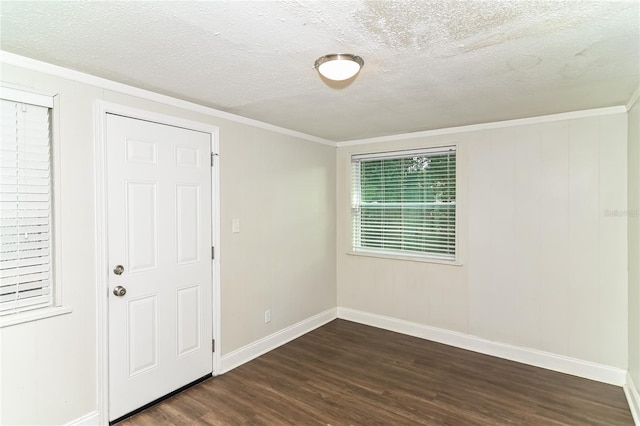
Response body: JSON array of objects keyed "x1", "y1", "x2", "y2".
[
  {"x1": 232, "y1": 218, "x2": 240, "y2": 233},
  {"x1": 264, "y1": 310, "x2": 271, "y2": 323}
]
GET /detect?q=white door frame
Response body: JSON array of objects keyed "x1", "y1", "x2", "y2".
[{"x1": 94, "y1": 100, "x2": 221, "y2": 424}]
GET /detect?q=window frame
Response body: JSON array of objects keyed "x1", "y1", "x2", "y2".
[
  {"x1": 0, "y1": 84, "x2": 70, "y2": 327},
  {"x1": 348, "y1": 144, "x2": 461, "y2": 265}
]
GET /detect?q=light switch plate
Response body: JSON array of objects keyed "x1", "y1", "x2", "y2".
[{"x1": 232, "y1": 218, "x2": 240, "y2": 233}]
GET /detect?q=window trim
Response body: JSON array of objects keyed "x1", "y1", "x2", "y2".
[
  {"x1": 0, "y1": 84, "x2": 70, "y2": 328},
  {"x1": 348, "y1": 144, "x2": 462, "y2": 266}
]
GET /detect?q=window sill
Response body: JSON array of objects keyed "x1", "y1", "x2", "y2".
[
  {"x1": 347, "y1": 250, "x2": 463, "y2": 266},
  {"x1": 0, "y1": 306, "x2": 73, "y2": 328}
]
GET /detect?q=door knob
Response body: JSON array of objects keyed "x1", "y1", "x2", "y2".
[
  {"x1": 113, "y1": 286, "x2": 127, "y2": 297},
  {"x1": 113, "y1": 265, "x2": 124, "y2": 275}
]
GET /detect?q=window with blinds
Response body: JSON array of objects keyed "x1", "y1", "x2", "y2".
[
  {"x1": 351, "y1": 146, "x2": 457, "y2": 261},
  {"x1": 0, "y1": 93, "x2": 54, "y2": 315}
]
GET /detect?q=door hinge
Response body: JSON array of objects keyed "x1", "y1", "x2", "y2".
[
  {"x1": 211, "y1": 152, "x2": 215, "y2": 166},
  {"x1": 211, "y1": 246, "x2": 215, "y2": 259},
  {"x1": 212, "y1": 339, "x2": 215, "y2": 353}
]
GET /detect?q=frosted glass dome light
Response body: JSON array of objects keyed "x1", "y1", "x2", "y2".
[{"x1": 314, "y1": 54, "x2": 364, "y2": 81}]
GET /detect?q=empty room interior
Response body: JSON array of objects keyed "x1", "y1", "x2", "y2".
[{"x1": 1, "y1": 1, "x2": 639, "y2": 425}]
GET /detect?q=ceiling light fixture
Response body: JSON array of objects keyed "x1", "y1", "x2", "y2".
[{"x1": 314, "y1": 53, "x2": 364, "y2": 81}]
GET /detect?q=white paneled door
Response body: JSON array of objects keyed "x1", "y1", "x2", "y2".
[{"x1": 106, "y1": 114, "x2": 213, "y2": 421}]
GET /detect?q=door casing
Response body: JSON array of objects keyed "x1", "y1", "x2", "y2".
[{"x1": 94, "y1": 101, "x2": 221, "y2": 424}]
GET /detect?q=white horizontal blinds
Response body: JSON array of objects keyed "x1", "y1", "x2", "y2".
[
  {"x1": 352, "y1": 146, "x2": 456, "y2": 260},
  {"x1": 0, "y1": 98, "x2": 53, "y2": 314}
]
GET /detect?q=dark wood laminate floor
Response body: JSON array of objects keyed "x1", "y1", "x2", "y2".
[{"x1": 118, "y1": 319, "x2": 633, "y2": 425}]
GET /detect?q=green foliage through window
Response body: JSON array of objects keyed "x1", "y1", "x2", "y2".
[{"x1": 351, "y1": 147, "x2": 456, "y2": 260}]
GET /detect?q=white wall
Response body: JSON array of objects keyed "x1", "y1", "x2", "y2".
[
  {"x1": 216, "y1": 123, "x2": 336, "y2": 352},
  {"x1": 0, "y1": 70, "x2": 102, "y2": 425},
  {"x1": 629, "y1": 96, "x2": 640, "y2": 386},
  {"x1": 0, "y1": 62, "x2": 336, "y2": 425},
  {"x1": 337, "y1": 113, "x2": 628, "y2": 369}
]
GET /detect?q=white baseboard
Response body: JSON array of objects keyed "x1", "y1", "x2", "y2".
[
  {"x1": 625, "y1": 373, "x2": 640, "y2": 425},
  {"x1": 219, "y1": 308, "x2": 337, "y2": 374},
  {"x1": 65, "y1": 411, "x2": 100, "y2": 426},
  {"x1": 337, "y1": 307, "x2": 627, "y2": 386}
]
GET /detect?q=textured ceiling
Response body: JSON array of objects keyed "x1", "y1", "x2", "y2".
[{"x1": 1, "y1": 1, "x2": 639, "y2": 141}]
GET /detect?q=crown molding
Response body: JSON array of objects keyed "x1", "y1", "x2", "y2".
[
  {"x1": 2, "y1": 51, "x2": 632, "y2": 149},
  {"x1": 337, "y1": 106, "x2": 627, "y2": 147},
  {"x1": 627, "y1": 85, "x2": 640, "y2": 112},
  {"x1": 0, "y1": 50, "x2": 335, "y2": 147}
]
